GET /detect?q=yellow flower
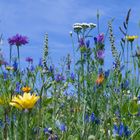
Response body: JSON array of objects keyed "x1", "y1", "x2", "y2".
[
  {"x1": 9, "y1": 92, "x2": 40, "y2": 110},
  {"x1": 6, "y1": 66, "x2": 14, "y2": 71},
  {"x1": 126, "y1": 35, "x2": 138, "y2": 42},
  {"x1": 22, "y1": 86, "x2": 31, "y2": 93}
]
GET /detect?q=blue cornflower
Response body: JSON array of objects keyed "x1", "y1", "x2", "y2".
[
  {"x1": 85, "y1": 114, "x2": 89, "y2": 122},
  {"x1": 56, "y1": 120, "x2": 67, "y2": 132},
  {"x1": 59, "y1": 123, "x2": 67, "y2": 132},
  {"x1": 113, "y1": 123, "x2": 131, "y2": 137},
  {"x1": 70, "y1": 73, "x2": 75, "y2": 81},
  {"x1": 98, "y1": 68, "x2": 103, "y2": 74},
  {"x1": 121, "y1": 80, "x2": 129, "y2": 89},
  {"x1": 15, "y1": 82, "x2": 21, "y2": 93},
  {"x1": 6, "y1": 115, "x2": 10, "y2": 125},
  {"x1": 119, "y1": 123, "x2": 124, "y2": 136},
  {"x1": 49, "y1": 66, "x2": 54, "y2": 73},
  {"x1": 12, "y1": 60, "x2": 18, "y2": 71},
  {"x1": 55, "y1": 74, "x2": 65, "y2": 82},
  {"x1": 104, "y1": 70, "x2": 110, "y2": 78},
  {"x1": 44, "y1": 128, "x2": 49, "y2": 134},
  {"x1": 86, "y1": 40, "x2": 90, "y2": 48},
  {"x1": 38, "y1": 58, "x2": 43, "y2": 67},
  {"x1": 3, "y1": 72, "x2": 8, "y2": 80},
  {"x1": 44, "y1": 127, "x2": 53, "y2": 135},
  {"x1": 94, "y1": 37, "x2": 97, "y2": 44},
  {"x1": 90, "y1": 113, "x2": 95, "y2": 122}
]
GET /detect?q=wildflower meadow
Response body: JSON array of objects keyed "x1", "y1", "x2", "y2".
[{"x1": 0, "y1": 9, "x2": 140, "y2": 140}]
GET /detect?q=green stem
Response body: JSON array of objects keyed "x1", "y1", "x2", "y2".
[
  {"x1": 3, "y1": 109, "x2": 8, "y2": 140},
  {"x1": 126, "y1": 42, "x2": 129, "y2": 70},
  {"x1": 17, "y1": 46, "x2": 20, "y2": 68},
  {"x1": 10, "y1": 111, "x2": 14, "y2": 140},
  {"x1": 25, "y1": 110, "x2": 28, "y2": 140},
  {"x1": 70, "y1": 35, "x2": 75, "y2": 70},
  {"x1": 10, "y1": 46, "x2": 12, "y2": 65}
]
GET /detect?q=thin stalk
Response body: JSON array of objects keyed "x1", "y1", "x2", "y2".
[
  {"x1": 24, "y1": 110, "x2": 28, "y2": 140},
  {"x1": 70, "y1": 35, "x2": 76, "y2": 71},
  {"x1": 3, "y1": 109, "x2": 8, "y2": 140},
  {"x1": 9, "y1": 46, "x2": 12, "y2": 65},
  {"x1": 97, "y1": 9, "x2": 100, "y2": 34},
  {"x1": 10, "y1": 111, "x2": 14, "y2": 140},
  {"x1": 126, "y1": 41, "x2": 129, "y2": 71},
  {"x1": 17, "y1": 46, "x2": 20, "y2": 68}
]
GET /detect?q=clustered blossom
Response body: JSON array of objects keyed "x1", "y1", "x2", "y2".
[
  {"x1": 73, "y1": 22, "x2": 96, "y2": 32},
  {"x1": 94, "y1": 33, "x2": 105, "y2": 65},
  {"x1": 78, "y1": 38, "x2": 91, "y2": 53},
  {"x1": 8, "y1": 34, "x2": 28, "y2": 46},
  {"x1": 97, "y1": 33, "x2": 104, "y2": 43}
]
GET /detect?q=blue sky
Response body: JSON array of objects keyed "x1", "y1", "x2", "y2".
[{"x1": 0, "y1": 0, "x2": 140, "y2": 68}]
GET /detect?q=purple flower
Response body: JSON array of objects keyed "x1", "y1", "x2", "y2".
[
  {"x1": 96, "y1": 50, "x2": 105, "y2": 59},
  {"x1": 55, "y1": 74, "x2": 65, "y2": 82},
  {"x1": 79, "y1": 38, "x2": 85, "y2": 47},
  {"x1": 97, "y1": 33, "x2": 104, "y2": 43},
  {"x1": 26, "y1": 57, "x2": 33, "y2": 63},
  {"x1": 8, "y1": 34, "x2": 28, "y2": 46}
]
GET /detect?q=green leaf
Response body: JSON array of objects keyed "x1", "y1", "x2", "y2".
[
  {"x1": 67, "y1": 135, "x2": 80, "y2": 140},
  {"x1": 42, "y1": 97, "x2": 53, "y2": 106},
  {"x1": 128, "y1": 100, "x2": 139, "y2": 115}
]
